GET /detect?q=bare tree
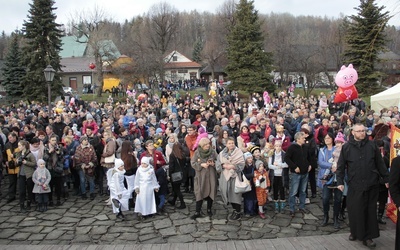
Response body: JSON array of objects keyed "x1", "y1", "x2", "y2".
[
  {"x1": 68, "y1": 6, "x2": 118, "y2": 97},
  {"x1": 146, "y1": 2, "x2": 180, "y2": 82},
  {"x1": 202, "y1": 13, "x2": 227, "y2": 80}
]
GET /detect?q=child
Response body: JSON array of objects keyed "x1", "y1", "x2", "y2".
[
  {"x1": 268, "y1": 141, "x2": 288, "y2": 213},
  {"x1": 107, "y1": 159, "x2": 131, "y2": 220},
  {"x1": 155, "y1": 164, "x2": 169, "y2": 214},
  {"x1": 249, "y1": 125, "x2": 261, "y2": 147},
  {"x1": 253, "y1": 160, "x2": 270, "y2": 219},
  {"x1": 134, "y1": 157, "x2": 160, "y2": 218},
  {"x1": 32, "y1": 159, "x2": 51, "y2": 212}
]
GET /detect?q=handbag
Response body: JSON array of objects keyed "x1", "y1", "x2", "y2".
[
  {"x1": 171, "y1": 171, "x2": 183, "y2": 182},
  {"x1": 104, "y1": 154, "x2": 115, "y2": 164},
  {"x1": 234, "y1": 172, "x2": 252, "y2": 193},
  {"x1": 171, "y1": 157, "x2": 183, "y2": 182}
]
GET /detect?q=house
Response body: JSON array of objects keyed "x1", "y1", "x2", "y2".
[
  {"x1": 376, "y1": 50, "x2": 400, "y2": 86},
  {"x1": 164, "y1": 51, "x2": 202, "y2": 82},
  {"x1": 59, "y1": 35, "x2": 121, "y2": 93}
]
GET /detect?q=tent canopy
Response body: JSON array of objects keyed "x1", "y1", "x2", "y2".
[{"x1": 370, "y1": 83, "x2": 400, "y2": 112}]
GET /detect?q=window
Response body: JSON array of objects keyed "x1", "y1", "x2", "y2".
[
  {"x1": 178, "y1": 69, "x2": 188, "y2": 73},
  {"x1": 173, "y1": 56, "x2": 178, "y2": 62},
  {"x1": 171, "y1": 70, "x2": 177, "y2": 80},
  {"x1": 83, "y1": 75, "x2": 92, "y2": 85}
]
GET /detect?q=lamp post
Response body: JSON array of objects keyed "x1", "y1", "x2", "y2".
[{"x1": 43, "y1": 65, "x2": 56, "y2": 115}]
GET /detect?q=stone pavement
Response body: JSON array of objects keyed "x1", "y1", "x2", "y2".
[{"x1": 0, "y1": 180, "x2": 395, "y2": 246}]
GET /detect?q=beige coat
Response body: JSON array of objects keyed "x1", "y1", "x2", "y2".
[
  {"x1": 100, "y1": 139, "x2": 116, "y2": 168},
  {"x1": 216, "y1": 147, "x2": 245, "y2": 205},
  {"x1": 191, "y1": 149, "x2": 218, "y2": 202}
]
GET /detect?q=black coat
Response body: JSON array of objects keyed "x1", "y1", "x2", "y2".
[
  {"x1": 285, "y1": 143, "x2": 311, "y2": 174},
  {"x1": 336, "y1": 136, "x2": 389, "y2": 190},
  {"x1": 155, "y1": 167, "x2": 169, "y2": 195}
]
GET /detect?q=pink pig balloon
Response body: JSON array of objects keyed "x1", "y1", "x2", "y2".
[{"x1": 335, "y1": 64, "x2": 358, "y2": 87}]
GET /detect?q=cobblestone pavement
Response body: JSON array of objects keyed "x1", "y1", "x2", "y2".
[{"x1": 0, "y1": 181, "x2": 394, "y2": 245}]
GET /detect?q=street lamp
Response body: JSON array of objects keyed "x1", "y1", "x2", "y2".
[{"x1": 43, "y1": 65, "x2": 56, "y2": 115}]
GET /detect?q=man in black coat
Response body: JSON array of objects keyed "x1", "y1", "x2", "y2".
[
  {"x1": 337, "y1": 123, "x2": 389, "y2": 248},
  {"x1": 284, "y1": 131, "x2": 312, "y2": 217}
]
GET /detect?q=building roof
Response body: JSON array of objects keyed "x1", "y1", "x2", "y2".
[
  {"x1": 60, "y1": 36, "x2": 121, "y2": 60},
  {"x1": 378, "y1": 50, "x2": 400, "y2": 60},
  {"x1": 60, "y1": 57, "x2": 98, "y2": 73},
  {"x1": 60, "y1": 36, "x2": 88, "y2": 58}
]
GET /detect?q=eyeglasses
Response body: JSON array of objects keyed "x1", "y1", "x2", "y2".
[{"x1": 353, "y1": 130, "x2": 366, "y2": 133}]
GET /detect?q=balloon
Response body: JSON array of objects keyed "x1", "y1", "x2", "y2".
[
  {"x1": 333, "y1": 85, "x2": 358, "y2": 103},
  {"x1": 335, "y1": 64, "x2": 358, "y2": 88}
]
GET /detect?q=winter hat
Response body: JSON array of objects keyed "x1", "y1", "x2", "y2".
[
  {"x1": 244, "y1": 152, "x2": 253, "y2": 159},
  {"x1": 249, "y1": 125, "x2": 257, "y2": 131},
  {"x1": 114, "y1": 158, "x2": 124, "y2": 168},
  {"x1": 79, "y1": 135, "x2": 88, "y2": 143},
  {"x1": 249, "y1": 146, "x2": 261, "y2": 155},
  {"x1": 156, "y1": 128, "x2": 163, "y2": 134},
  {"x1": 255, "y1": 160, "x2": 264, "y2": 170},
  {"x1": 37, "y1": 159, "x2": 46, "y2": 167},
  {"x1": 86, "y1": 113, "x2": 93, "y2": 120},
  {"x1": 334, "y1": 132, "x2": 345, "y2": 144}
]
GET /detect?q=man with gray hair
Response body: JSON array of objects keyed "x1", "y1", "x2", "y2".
[{"x1": 285, "y1": 131, "x2": 312, "y2": 217}]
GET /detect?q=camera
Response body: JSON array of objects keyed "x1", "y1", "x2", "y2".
[{"x1": 17, "y1": 156, "x2": 27, "y2": 166}]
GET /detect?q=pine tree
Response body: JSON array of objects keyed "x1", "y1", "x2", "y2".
[
  {"x1": 2, "y1": 32, "x2": 25, "y2": 99},
  {"x1": 21, "y1": 0, "x2": 64, "y2": 103},
  {"x1": 225, "y1": 0, "x2": 274, "y2": 94},
  {"x1": 192, "y1": 39, "x2": 203, "y2": 63},
  {"x1": 343, "y1": 0, "x2": 390, "y2": 96}
]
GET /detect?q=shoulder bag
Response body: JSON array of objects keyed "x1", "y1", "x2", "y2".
[
  {"x1": 235, "y1": 171, "x2": 252, "y2": 193},
  {"x1": 171, "y1": 157, "x2": 183, "y2": 183}
]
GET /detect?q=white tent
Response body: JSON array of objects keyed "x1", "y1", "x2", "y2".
[{"x1": 370, "y1": 83, "x2": 400, "y2": 112}]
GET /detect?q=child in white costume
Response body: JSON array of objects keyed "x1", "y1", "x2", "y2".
[
  {"x1": 107, "y1": 159, "x2": 131, "y2": 219},
  {"x1": 134, "y1": 157, "x2": 160, "y2": 216}
]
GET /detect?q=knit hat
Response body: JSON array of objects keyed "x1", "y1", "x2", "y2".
[
  {"x1": 114, "y1": 158, "x2": 124, "y2": 168},
  {"x1": 79, "y1": 136, "x2": 88, "y2": 143},
  {"x1": 156, "y1": 128, "x2": 163, "y2": 134},
  {"x1": 255, "y1": 160, "x2": 264, "y2": 170},
  {"x1": 244, "y1": 152, "x2": 253, "y2": 159},
  {"x1": 86, "y1": 113, "x2": 93, "y2": 120},
  {"x1": 249, "y1": 125, "x2": 257, "y2": 131},
  {"x1": 334, "y1": 132, "x2": 345, "y2": 143},
  {"x1": 249, "y1": 146, "x2": 261, "y2": 155}
]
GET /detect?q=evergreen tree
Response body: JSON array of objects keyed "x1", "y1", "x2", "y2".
[
  {"x1": 2, "y1": 32, "x2": 25, "y2": 99},
  {"x1": 192, "y1": 39, "x2": 203, "y2": 63},
  {"x1": 343, "y1": 0, "x2": 390, "y2": 96},
  {"x1": 225, "y1": 0, "x2": 274, "y2": 93},
  {"x1": 21, "y1": 0, "x2": 64, "y2": 103}
]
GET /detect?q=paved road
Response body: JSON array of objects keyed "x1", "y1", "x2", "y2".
[{"x1": 0, "y1": 179, "x2": 395, "y2": 247}]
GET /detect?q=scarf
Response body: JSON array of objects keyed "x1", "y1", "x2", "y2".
[
  {"x1": 240, "y1": 132, "x2": 250, "y2": 143},
  {"x1": 198, "y1": 146, "x2": 212, "y2": 159},
  {"x1": 219, "y1": 147, "x2": 245, "y2": 180}
]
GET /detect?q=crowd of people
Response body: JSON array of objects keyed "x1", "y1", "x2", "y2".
[{"x1": 0, "y1": 87, "x2": 399, "y2": 248}]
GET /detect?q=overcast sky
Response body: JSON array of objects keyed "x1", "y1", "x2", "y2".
[{"x1": 1, "y1": 0, "x2": 399, "y2": 34}]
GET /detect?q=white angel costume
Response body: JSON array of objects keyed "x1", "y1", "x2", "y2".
[
  {"x1": 134, "y1": 157, "x2": 160, "y2": 216},
  {"x1": 107, "y1": 159, "x2": 131, "y2": 214}
]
